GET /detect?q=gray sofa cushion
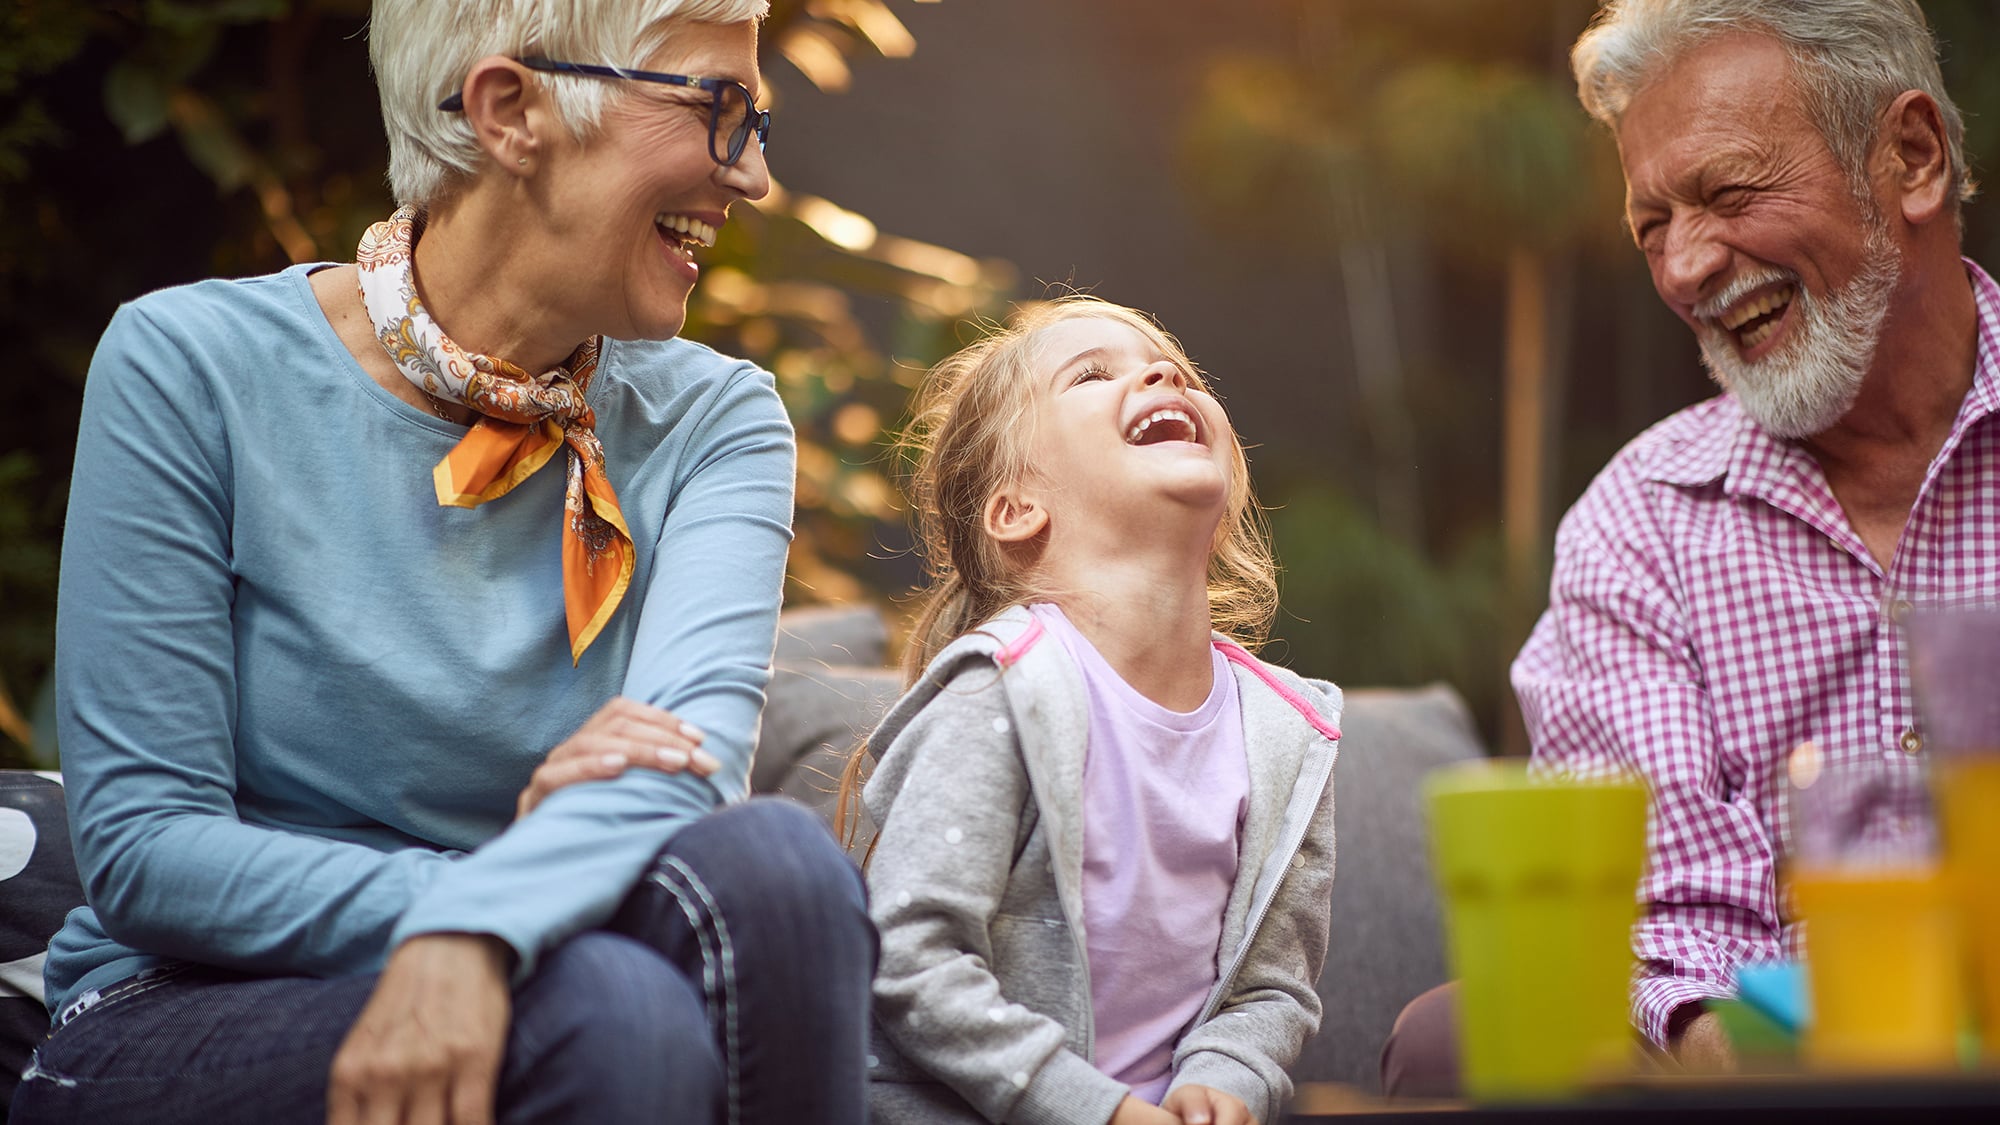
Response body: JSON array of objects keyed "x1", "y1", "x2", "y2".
[
  {"x1": 757, "y1": 605, "x2": 904, "y2": 827},
  {"x1": 750, "y1": 645, "x2": 1488, "y2": 1096},
  {"x1": 1291, "y1": 684, "x2": 1483, "y2": 1092},
  {"x1": 755, "y1": 662, "x2": 900, "y2": 825},
  {"x1": 774, "y1": 605, "x2": 892, "y2": 669},
  {"x1": 1, "y1": 608, "x2": 1485, "y2": 1105}
]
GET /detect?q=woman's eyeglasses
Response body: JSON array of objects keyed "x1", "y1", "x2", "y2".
[{"x1": 439, "y1": 57, "x2": 771, "y2": 168}]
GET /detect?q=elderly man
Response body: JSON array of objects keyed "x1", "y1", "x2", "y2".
[{"x1": 1385, "y1": 0, "x2": 1996, "y2": 1093}]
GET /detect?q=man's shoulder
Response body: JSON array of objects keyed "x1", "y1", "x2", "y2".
[
  {"x1": 1557, "y1": 393, "x2": 1744, "y2": 555},
  {"x1": 1612, "y1": 394, "x2": 1744, "y2": 487}
]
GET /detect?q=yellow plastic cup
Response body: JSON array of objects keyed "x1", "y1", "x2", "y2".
[
  {"x1": 1426, "y1": 762, "x2": 1648, "y2": 1100},
  {"x1": 1935, "y1": 755, "x2": 2000, "y2": 1058},
  {"x1": 1792, "y1": 863, "x2": 1962, "y2": 1070}
]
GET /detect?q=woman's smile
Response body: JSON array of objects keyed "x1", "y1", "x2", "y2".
[
  {"x1": 543, "y1": 18, "x2": 768, "y2": 342},
  {"x1": 653, "y1": 209, "x2": 723, "y2": 281}
]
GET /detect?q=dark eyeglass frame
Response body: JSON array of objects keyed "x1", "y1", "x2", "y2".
[{"x1": 438, "y1": 56, "x2": 771, "y2": 167}]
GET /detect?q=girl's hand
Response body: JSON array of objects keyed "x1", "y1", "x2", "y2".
[
  {"x1": 1110, "y1": 1095, "x2": 1183, "y2": 1125},
  {"x1": 1161, "y1": 1084, "x2": 1256, "y2": 1125},
  {"x1": 516, "y1": 695, "x2": 719, "y2": 818},
  {"x1": 328, "y1": 933, "x2": 513, "y2": 1125}
]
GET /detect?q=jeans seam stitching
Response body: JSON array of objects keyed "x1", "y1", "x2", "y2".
[{"x1": 650, "y1": 858, "x2": 741, "y2": 1125}]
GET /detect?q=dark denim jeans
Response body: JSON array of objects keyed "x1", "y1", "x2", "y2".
[{"x1": 12, "y1": 798, "x2": 876, "y2": 1125}]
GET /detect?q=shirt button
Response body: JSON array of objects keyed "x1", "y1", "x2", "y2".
[
  {"x1": 1900, "y1": 728, "x2": 1924, "y2": 755},
  {"x1": 1890, "y1": 599, "x2": 1914, "y2": 624}
]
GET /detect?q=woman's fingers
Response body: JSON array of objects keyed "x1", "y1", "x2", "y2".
[
  {"x1": 515, "y1": 696, "x2": 722, "y2": 818},
  {"x1": 329, "y1": 936, "x2": 510, "y2": 1125},
  {"x1": 406, "y1": 1082, "x2": 452, "y2": 1125},
  {"x1": 525, "y1": 747, "x2": 681, "y2": 803},
  {"x1": 326, "y1": 1084, "x2": 362, "y2": 1125},
  {"x1": 517, "y1": 734, "x2": 721, "y2": 818},
  {"x1": 445, "y1": 1054, "x2": 498, "y2": 1125},
  {"x1": 330, "y1": 1046, "x2": 445, "y2": 1125},
  {"x1": 594, "y1": 696, "x2": 705, "y2": 748},
  {"x1": 566, "y1": 720, "x2": 702, "y2": 762},
  {"x1": 550, "y1": 698, "x2": 705, "y2": 765}
]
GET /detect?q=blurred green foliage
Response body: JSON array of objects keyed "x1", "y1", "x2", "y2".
[
  {"x1": 10, "y1": 0, "x2": 2000, "y2": 765},
  {"x1": 0, "y1": 452, "x2": 59, "y2": 756},
  {"x1": 1187, "y1": 0, "x2": 2000, "y2": 738},
  {"x1": 0, "y1": 0, "x2": 1007, "y2": 767},
  {"x1": 1184, "y1": 2, "x2": 1616, "y2": 732},
  {"x1": 1265, "y1": 484, "x2": 1502, "y2": 707}
]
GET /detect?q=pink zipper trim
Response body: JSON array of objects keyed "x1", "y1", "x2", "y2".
[
  {"x1": 999, "y1": 619, "x2": 1337, "y2": 739},
  {"x1": 1215, "y1": 640, "x2": 1342, "y2": 741},
  {"x1": 994, "y1": 615, "x2": 1046, "y2": 667}
]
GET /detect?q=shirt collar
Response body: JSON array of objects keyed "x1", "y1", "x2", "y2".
[
  {"x1": 1640, "y1": 402, "x2": 1744, "y2": 489},
  {"x1": 1958, "y1": 256, "x2": 2000, "y2": 427}
]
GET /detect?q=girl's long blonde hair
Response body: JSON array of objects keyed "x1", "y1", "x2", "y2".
[{"x1": 833, "y1": 296, "x2": 1279, "y2": 848}]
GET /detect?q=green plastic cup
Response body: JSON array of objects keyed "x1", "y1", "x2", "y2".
[{"x1": 1426, "y1": 762, "x2": 1648, "y2": 1100}]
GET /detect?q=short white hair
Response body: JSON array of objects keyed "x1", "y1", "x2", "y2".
[
  {"x1": 1572, "y1": 0, "x2": 1975, "y2": 208},
  {"x1": 370, "y1": 0, "x2": 769, "y2": 208}
]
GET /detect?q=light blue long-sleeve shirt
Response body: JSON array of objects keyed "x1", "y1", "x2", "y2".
[{"x1": 47, "y1": 264, "x2": 795, "y2": 1016}]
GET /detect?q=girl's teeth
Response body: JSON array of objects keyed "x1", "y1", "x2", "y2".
[{"x1": 1126, "y1": 409, "x2": 1196, "y2": 443}]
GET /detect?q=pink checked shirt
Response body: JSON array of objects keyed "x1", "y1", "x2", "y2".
[{"x1": 1514, "y1": 259, "x2": 2000, "y2": 1046}]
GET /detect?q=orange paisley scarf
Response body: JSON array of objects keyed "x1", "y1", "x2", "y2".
[{"x1": 356, "y1": 205, "x2": 633, "y2": 663}]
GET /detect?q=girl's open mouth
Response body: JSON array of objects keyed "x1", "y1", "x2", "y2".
[{"x1": 1125, "y1": 407, "x2": 1202, "y2": 446}]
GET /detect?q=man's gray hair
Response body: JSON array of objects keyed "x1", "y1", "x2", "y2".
[
  {"x1": 1572, "y1": 0, "x2": 1975, "y2": 207},
  {"x1": 370, "y1": 0, "x2": 769, "y2": 209}
]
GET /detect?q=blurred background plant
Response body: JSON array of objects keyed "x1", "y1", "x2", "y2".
[
  {"x1": 1173, "y1": 0, "x2": 2000, "y2": 747},
  {"x1": 7, "y1": 0, "x2": 2000, "y2": 768},
  {"x1": 1182, "y1": 0, "x2": 1619, "y2": 750},
  {"x1": 0, "y1": 0, "x2": 1009, "y2": 768}
]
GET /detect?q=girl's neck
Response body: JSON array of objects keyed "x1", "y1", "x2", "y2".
[{"x1": 1042, "y1": 551, "x2": 1217, "y2": 712}]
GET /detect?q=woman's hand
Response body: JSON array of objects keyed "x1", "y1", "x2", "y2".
[
  {"x1": 516, "y1": 695, "x2": 719, "y2": 818},
  {"x1": 1161, "y1": 1084, "x2": 1255, "y2": 1125},
  {"x1": 328, "y1": 933, "x2": 514, "y2": 1125},
  {"x1": 1110, "y1": 1094, "x2": 1184, "y2": 1125}
]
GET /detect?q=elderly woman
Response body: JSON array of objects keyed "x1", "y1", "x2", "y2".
[{"x1": 10, "y1": 1, "x2": 873, "y2": 1122}]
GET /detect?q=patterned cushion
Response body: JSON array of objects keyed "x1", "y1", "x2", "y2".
[{"x1": 1, "y1": 771, "x2": 83, "y2": 1112}]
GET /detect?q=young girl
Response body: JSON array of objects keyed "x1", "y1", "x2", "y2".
[{"x1": 843, "y1": 298, "x2": 1341, "y2": 1125}]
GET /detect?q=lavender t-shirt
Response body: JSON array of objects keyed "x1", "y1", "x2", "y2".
[{"x1": 1031, "y1": 603, "x2": 1249, "y2": 1104}]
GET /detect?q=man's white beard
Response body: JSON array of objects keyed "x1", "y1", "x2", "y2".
[{"x1": 1695, "y1": 223, "x2": 1901, "y2": 440}]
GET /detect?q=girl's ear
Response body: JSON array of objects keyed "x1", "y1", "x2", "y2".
[{"x1": 983, "y1": 488, "x2": 1048, "y2": 544}]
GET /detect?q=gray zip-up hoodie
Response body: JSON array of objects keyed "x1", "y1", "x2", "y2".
[{"x1": 863, "y1": 606, "x2": 1342, "y2": 1125}]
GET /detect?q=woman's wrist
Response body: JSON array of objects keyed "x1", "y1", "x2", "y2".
[{"x1": 392, "y1": 931, "x2": 516, "y2": 980}]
